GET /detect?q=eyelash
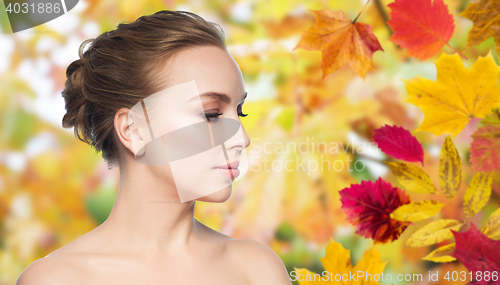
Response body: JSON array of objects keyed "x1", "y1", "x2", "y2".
[
  {"x1": 205, "y1": 112, "x2": 223, "y2": 119},
  {"x1": 204, "y1": 109, "x2": 249, "y2": 119}
]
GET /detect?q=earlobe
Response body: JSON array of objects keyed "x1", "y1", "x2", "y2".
[{"x1": 134, "y1": 140, "x2": 145, "y2": 156}]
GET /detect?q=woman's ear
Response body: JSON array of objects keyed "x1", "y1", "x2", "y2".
[{"x1": 114, "y1": 108, "x2": 145, "y2": 157}]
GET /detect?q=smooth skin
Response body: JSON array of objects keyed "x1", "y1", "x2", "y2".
[{"x1": 17, "y1": 46, "x2": 292, "y2": 285}]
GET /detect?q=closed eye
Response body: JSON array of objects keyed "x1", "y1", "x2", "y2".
[{"x1": 204, "y1": 112, "x2": 223, "y2": 119}]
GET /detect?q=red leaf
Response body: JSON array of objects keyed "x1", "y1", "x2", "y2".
[
  {"x1": 339, "y1": 177, "x2": 411, "y2": 244},
  {"x1": 373, "y1": 125, "x2": 424, "y2": 165},
  {"x1": 451, "y1": 224, "x2": 500, "y2": 284},
  {"x1": 387, "y1": 0, "x2": 455, "y2": 61},
  {"x1": 469, "y1": 109, "x2": 500, "y2": 172}
]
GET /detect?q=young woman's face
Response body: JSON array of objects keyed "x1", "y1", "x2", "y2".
[{"x1": 131, "y1": 45, "x2": 250, "y2": 203}]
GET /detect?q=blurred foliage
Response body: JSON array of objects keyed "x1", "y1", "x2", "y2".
[{"x1": 0, "y1": 0, "x2": 499, "y2": 284}]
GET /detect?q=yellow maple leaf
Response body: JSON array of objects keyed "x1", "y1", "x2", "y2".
[
  {"x1": 294, "y1": 237, "x2": 386, "y2": 284},
  {"x1": 294, "y1": 7, "x2": 383, "y2": 80},
  {"x1": 459, "y1": 0, "x2": 500, "y2": 57},
  {"x1": 404, "y1": 52, "x2": 500, "y2": 137}
]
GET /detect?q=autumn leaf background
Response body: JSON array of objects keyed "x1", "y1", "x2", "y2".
[{"x1": 1, "y1": 0, "x2": 499, "y2": 284}]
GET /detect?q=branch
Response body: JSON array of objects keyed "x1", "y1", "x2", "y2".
[{"x1": 373, "y1": 0, "x2": 400, "y2": 51}]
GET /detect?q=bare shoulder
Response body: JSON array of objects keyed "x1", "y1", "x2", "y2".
[
  {"x1": 225, "y1": 239, "x2": 291, "y2": 285},
  {"x1": 17, "y1": 232, "x2": 94, "y2": 285},
  {"x1": 16, "y1": 255, "x2": 79, "y2": 285}
]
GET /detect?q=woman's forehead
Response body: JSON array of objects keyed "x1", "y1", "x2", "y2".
[{"x1": 162, "y1": 46, "x2": 245, "y2": 97}]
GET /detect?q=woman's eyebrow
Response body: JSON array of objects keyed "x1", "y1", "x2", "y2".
[{"x1": 194, "y1": 91, "x2": 247, "y2": 103}]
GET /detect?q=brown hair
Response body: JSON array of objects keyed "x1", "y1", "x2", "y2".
[{"x1": 61, "y1": 10, "x2": 226, "y2": 169}]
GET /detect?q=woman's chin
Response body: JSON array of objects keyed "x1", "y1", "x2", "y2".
[{"x1": 196, "y1": 186, "x2": 232, "y2": 203}]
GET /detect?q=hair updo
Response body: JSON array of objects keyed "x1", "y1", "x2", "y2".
[{"x1": 61, "y1": 10, "x2": 226, "y2": 169}]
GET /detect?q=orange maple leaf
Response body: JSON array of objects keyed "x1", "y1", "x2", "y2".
[{"x1": 294, "y1": 5, "x2": 383, "y2": 80}]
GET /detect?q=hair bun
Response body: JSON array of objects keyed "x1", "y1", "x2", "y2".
[{"x1": 61, "y1": 39, "x2": 95, "y2": 145}]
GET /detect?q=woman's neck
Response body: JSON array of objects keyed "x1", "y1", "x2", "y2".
[{"x1": 99, "y1": 163, "x2": 199, "y2": 254}]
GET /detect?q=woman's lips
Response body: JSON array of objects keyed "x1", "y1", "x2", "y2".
[
  {"x1": 214, "y1": 167, "x2": 240, "y2": 179},
  {"x1": 213, "y1": 161, "x2": 240, "y2": 179}
]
